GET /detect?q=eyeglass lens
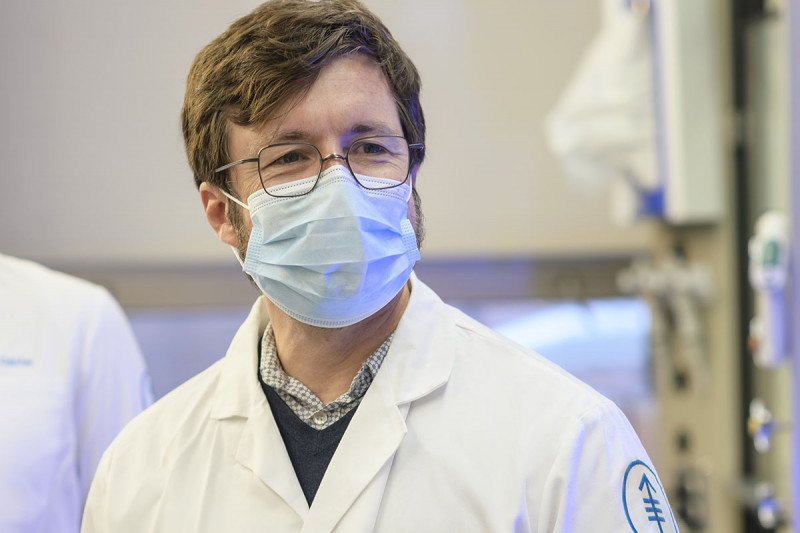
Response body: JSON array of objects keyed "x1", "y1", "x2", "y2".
[{"x1": 257, "y1": 136, "x2": 410, "y2": 197}]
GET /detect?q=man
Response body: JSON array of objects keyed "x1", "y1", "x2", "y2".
[
  {"x1": 83, "y1": 1, "x2": 677, "y2": 531},
  {"x1": 0, "y1": 253, "x2": 152, "y2": 533}
]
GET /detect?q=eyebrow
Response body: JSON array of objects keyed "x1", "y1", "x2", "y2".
[
  {"x1": 268, "y1": 129, "x2": 310, "y2": 144},
  {"x1": 266, "y1": 122, "x2": 401, "y2": 145},
  {"x1": 348, "y1": 122, "x2": 399, "y2": 136}
]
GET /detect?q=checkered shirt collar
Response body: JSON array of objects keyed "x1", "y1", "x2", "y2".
[{"x1": 259, "y1": 324, "x2": 393, "y2": 429}]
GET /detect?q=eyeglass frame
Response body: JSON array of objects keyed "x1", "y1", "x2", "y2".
[{"x1": 212, "y1": 134, "x2": 425, "y2": 198}]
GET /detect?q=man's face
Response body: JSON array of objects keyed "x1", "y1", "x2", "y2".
[{"x1": 223, "y1": 54, "x2": 421, "y2": 258}]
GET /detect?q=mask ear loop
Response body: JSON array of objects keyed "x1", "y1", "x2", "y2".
[
  {"x1": 219, "y1": 188, "x2": 249, "y2": 210},
  {"x1": 217, "y1": 187, "x2": 248, "y2": 267},
  {"x1": 230, "y1": 246, "x2": 245, "y2": 268}
]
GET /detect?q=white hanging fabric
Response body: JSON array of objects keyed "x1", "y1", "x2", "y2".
[{"x1": 545, "y1": 0, "x2": 658, "y2": 225}]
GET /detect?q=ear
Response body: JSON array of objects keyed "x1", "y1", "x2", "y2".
[{"x1": 199, "y1": 182, "x2": 241, "y2": 248}]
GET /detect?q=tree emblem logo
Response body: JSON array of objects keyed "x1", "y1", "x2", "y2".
[{"x1": 622, "y1": 460, "x2": 679, "y2": 532}]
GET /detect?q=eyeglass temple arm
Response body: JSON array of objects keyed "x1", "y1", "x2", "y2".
[{"x1": 214, "y1": 157, "x2": 259, "y2": 174}]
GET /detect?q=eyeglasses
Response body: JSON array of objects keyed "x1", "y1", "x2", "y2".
[{"x1": 213, "y1": 135, "x2": 424, "y2": 198}]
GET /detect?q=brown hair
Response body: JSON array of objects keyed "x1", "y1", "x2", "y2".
[{"x1": 181, "y1": 0, "x2": 426, "y2": 191}]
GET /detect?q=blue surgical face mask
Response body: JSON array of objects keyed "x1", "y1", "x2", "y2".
[{"x1": 223, "y1": 165, "x2": 421, "y2": 328}]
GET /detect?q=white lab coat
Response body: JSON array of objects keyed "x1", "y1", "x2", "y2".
[
  {"x1": 0, "y1": 254, "x2": 153, "y2": 533},
  {"x1": 83, "y1": 275, "x2": 677, "y2": 532}
]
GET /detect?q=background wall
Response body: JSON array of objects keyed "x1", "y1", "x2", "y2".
[{"x1": 0, "y1": 0, "x2": 654, "y2": 269}]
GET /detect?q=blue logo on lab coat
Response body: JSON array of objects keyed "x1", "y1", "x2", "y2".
[
  {"x1": 0, "y1": 356, "x2": 33, "y2": 367},
  {"x1": 622, "y1": 460, "x2": 678, "y2": 532}
]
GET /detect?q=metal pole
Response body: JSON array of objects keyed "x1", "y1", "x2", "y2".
[{"x1": 789, "y1": 0, "x2": 800, "y2": 528}]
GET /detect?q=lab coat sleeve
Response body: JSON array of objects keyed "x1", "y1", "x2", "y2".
[
  {"x1": 74, "y1": 288, "x2": 153, "y2": 508},
  {"x1": 531, "y1": 399, "x2": 678, "y2": 532}
]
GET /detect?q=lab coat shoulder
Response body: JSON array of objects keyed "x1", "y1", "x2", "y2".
[
  {"x1": 531, "y1": 396, "x2": 674, "y2": 531},
  {"x1": 108, "y1": 357, "x2": 226, "y2": 456},
  {"x1": 65, "y1": 274, "x2": 154, "y2": 502},
  {"x1": 0, "y1": 254, "x2": 152, "y2": 532},
  {"x1": 83, "y1": 299, "x2": 267, "y2": 533},
  {"x1": 0, "y1": 254, "x2": 141, "y2": 367},
  {"x1": 447, "y1": 301, "x2": 615, "y2": 419},
  {"x1": 0, "y1": 253, "x2": 110, "y2": 324},
  {"x1": 93, "y1": 298, "x2": 270, "y2": 464},
  {"x1": 4, "y1": 257, "x2": 157, "y2": 493},
  {"x1": 83, "y1": 356, "x2": 229, "y2": 532},
  {"x1": 386, "y1": 287, "x2": 676, "y2": 531}
]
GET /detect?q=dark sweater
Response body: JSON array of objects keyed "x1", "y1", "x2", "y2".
[{"x1": 260, "y1": 382, "x2": 357, "y2": 505}]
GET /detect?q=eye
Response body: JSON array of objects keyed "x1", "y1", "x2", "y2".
[
  {"x1": 273, "y1": 150, "x2": 304, "y2": 165},
  {"x1": 260, "y1": 145, "x2": 316, "y2": 171},
  {"x1": 351, "y1": 138, "x2": 395, "y2": 157},
  {"x1": 359, "y1": 142, "x2": 388, "y2": 155}
]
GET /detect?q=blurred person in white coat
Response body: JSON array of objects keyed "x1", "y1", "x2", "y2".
[
  {"x1": 0, "y1": 253, "x2": 153, "y2": 532},
  {"x1": 82, "y1": 1, "x2": 677, "y2": 531}
]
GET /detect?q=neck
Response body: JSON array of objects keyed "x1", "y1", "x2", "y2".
[{"x1": 266, "y1": 283, "x2": 411, "y2": 404}]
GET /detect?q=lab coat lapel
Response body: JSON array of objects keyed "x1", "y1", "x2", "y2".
[
  {"x1": 236, "y1": 398, "x2": 310, "y2": 520},
  {"x1": 210, "y1": 297, "x2": 309, "y2": 520},
  {"x1": 301, "y1": 275, "x2": 456, "y2": 532},
  {"x1": 301, "y1": 371, "x2": 408, "y2": 533}
]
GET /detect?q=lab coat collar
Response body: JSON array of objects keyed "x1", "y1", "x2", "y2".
[
  {"x1": 210, "y1": 272, "x2": 455, "y2": 420},
  {"x1": 209, "y1": 297, "x2": 311, "y2": 518},
  {"x1": 209, "y1": 297, "x2": 269, "y2": 421},
  {"x1": 379, "y1": 272, "x2": 456, "y2": 404},
  {"x1": 208, "y1": 272, "x2": 456, "y2": 529},
  {"x1": 304, "y1": 273, "x2": 457, "y2": 531}
]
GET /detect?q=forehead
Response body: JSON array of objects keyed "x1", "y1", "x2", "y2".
[{"x1": 229, "y1": 54, "x2": 402, "y2": 156}]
